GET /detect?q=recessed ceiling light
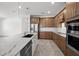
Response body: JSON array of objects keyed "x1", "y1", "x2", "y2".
[
  {"x1": 48, "y1": 11, "x2": 51, "y2": 14},
  {"x1": 19, "y1": 6, "x2": 21, "y2": 9},
  {"x1": 51, "y1": 1, "x2": 55, "y2": 4}
]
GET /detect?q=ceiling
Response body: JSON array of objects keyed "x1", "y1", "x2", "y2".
[{"x1": 0, "y1": 2, "x2": 65, "y2": 18}]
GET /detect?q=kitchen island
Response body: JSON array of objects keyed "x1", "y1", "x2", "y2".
[{"x1": 0, "y1": 33, "x2": 38, "y2": 56}]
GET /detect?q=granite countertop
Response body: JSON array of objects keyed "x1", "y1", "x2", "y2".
[{"x1": 0, "y1": 33, "x2": 37, "y2": 56}]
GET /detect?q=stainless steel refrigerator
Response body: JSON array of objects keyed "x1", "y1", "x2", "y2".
[{"x1": 30, "y1": 24, "x2": 38, "y2": 33}]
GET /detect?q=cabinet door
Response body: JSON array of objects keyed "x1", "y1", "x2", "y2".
[
  {"x1": 31, "y1": 17, "x2": 39, "y2": 24},
  {"x1": 76, "y1": 2, "x2": 79, "y2": 16},
  {"x1": 53, "y1": 33, "x2": 66, "y2": 54},
  {"x1": 53, "y1": 33, "x2": 58, "y2": 44},
  {"x1": 66, "y1": 2, "x2": 70, "y2": 19},
  {"x1": 39, "y1": 32, "x2": 46, "y2": 39},
  {"x1": 59, "y1": 36, "x2": 66, "y2": 53},
  {"x1": 66, "y1": 2, "x2": 76, "y2": 21},
  {"x1": 55, "y1": 17, "x2": 59, "y2": 27},
  {"x1": 71, "y1": 2, "x2": 76, "y2": 17},
  {"x1": 39, "y1": 32, "x2": 52, "y2": 39}
]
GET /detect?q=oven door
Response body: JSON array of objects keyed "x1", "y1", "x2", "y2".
[{"x1": 67, "y1": 34, "x2": 79, "y2": 51}]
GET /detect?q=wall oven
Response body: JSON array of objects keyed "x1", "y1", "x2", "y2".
[{"x1": 67, "y1": 19, "x2": 79, "y2": 51}]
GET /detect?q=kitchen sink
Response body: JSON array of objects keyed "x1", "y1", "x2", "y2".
[{"x1": 23, "y1": 34, "x2": 33, "y2": 38}]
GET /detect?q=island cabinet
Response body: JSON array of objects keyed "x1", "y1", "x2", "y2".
[
  {"x1": 20, "y1": 40, "x2": 32, "y2": 56},
  {"x1": 65, "y1": 2, "x2": 79, "y2": 21},
  {"x1": 52, "y1": 32, "x2": 66, "y2": 54}
]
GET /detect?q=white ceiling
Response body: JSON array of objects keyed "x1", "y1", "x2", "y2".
[{"x1": 0, "y1": 2, "x2": 65, "y2": 18}]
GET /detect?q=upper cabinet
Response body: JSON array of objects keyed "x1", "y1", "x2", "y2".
[
  {"x1": 76, "y1": 2, "x2": 79, "y2": 16},
  {"x1": 65, "y1": 2, "x2": 79, "y2": 21},
  {"x1": 39, "y1": 17, "x2": 54, "y2": 27},
  {"x1": 54, "y1": 9, "x2": 65, "y2": 27},
  {"x1": 31, "y1": 17, "x2": 40, "y2": 24}
]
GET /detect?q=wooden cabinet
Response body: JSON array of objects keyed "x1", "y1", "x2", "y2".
[
  {"x1": 59, "y1": 36, "x2": 66, "y2": 53},
  {"x1": 52, "y1": 32, "x2": 66, "y2": 54},
  {"x1": 54, "y1": 16, "x2": 59, "y2": 27},
  {"x1": 39, "y1": 32, "x2": 52, "y2": 39},
  {"x1": 65, "y1": 2, "x2": 79, "y2": 21},
  {"x1": 76, "y1": 2, "x2": 79, "y2": 16},
  {"x1": 40, "y1": 17, "x2": 54, "y2": 27},
  {"x1": 64, "y1": 47, "x2": 79, "y2": 56},
  {"x1": 31, "y1": 17, "x2": 39, "y2": 24},
  {"x1": 54, "y1": 9, "x2": 65, "y2": 27},
  {"x1": 66, "y1": 2, "x2": 76, "y2": 20},
  {"x1": 52, "y1": 32, "x2": 79, "y2": 56}
]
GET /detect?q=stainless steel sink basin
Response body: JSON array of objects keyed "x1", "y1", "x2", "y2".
[{"x1": 23, "y1": 34, "x2": 33, "y2": 38}]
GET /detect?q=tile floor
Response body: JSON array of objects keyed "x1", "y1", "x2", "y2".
[{"x1": 33, "y1": 39, "x2": 64, "y2": 56}]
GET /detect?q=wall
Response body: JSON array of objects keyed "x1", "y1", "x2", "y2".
[
  {"x1": 0, "y1": 8, "x2": 22, "y2": 36},
  {"x1": 0, "y1": 14, "x2": 31, "y2": 36},
  {"x1": 0, "y1": 16, "x2": 22, "y2": 36},
  {"x1": 0, "y1": 18, "x2": 4, "y2": 35},
  {"x1": 0, "y1": 3, "x2": 31, "y2": 36}
]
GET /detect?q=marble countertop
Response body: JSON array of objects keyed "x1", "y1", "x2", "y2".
[
  {"x1": 0, "y1": 33, "x2": 37, "y2": 56},
  {"x1": 40, "y1": 27, "x2": 66, "y2": 38},
  {"x1": 53, "y1": 31, "x2": 66, "y2": 38}
]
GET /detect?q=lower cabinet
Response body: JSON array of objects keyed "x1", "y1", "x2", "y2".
[
  {"x1": 58, "y1": 36, "x2": 66, "y2": 53},
  {"x1": 52, "y1": 32, "x2": 79, "y2": 56},
  {"x1": 52, "y1": 32, "x2": 66, "y2": 55},
  {"x1": 39, "y1": 32, "x2": 52, "y2": 39},
  {"x1": 20, "y1": 40, "x2": 32, "y2": 56},
  {"x1": 64, "y1": 47, "x2": 79, "y2": 56}
]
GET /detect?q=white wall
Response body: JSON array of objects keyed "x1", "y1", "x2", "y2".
[
  {"x1": 0, "y1": 18, "x2": 4, "y2": 35},
  {"x1": 2, "y1": 17, "x2": 22, "y2": 36},
  {"x1": 0, "y1": 14, "x2": 31, "y2": 36},
  {"x1": 0, "y1": 2, "x2": 23, "y2": 36},
  {"x1": 0, "y1": 11, "x2": 31, "y2": 36}
]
